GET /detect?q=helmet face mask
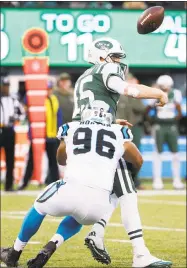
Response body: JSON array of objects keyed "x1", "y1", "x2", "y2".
[
  {"x1": 109, "y1": 52, "x2": 126, "y2": 60},
  {"x1": 104, "y1": 52, "x2": 126, "y2": 64}
]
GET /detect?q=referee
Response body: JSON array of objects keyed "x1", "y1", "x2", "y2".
[{"x1": 0, "y1": 77, "x2": 25, "y2": 191}]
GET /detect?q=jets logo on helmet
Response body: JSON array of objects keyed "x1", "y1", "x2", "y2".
[
  {"x1": 87, "y1": 37, "x2": 126, "y2": 65},
  {"x1": 95, "y1": 41, "x2": 113, "y2": 51}
]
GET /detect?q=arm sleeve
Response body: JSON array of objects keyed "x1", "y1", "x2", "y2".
[
  {"x1": 57, "y1": 123, "x2": 70, "y2": 140},
  {"x1": 107, "y1": 74, "x2": 140, "y2": 97},
  {"x1": 107, "y1": 75, "x2": 129, "y2": 94},
  {"x1": 121, "y1": 126, "x2": 133, "y2": 142},
  {"x1": 102, "y1": 63, "x2": 128, "y2": 94}
]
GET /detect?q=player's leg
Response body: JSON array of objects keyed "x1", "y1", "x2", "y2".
[
  {"x1": 85, "y1": 159, "x2": 172, "y2": 267},
  {"x1": 118, "y1": 159, "x2": 172, "y2": 267},
  {"x1": 115, "y1": 159, "x2": 147, "y2": 255},
  {"x1": 87, "y1": 192, "x2": 118, "y2": 236},
  {"x1": 167, "y1": 125, "x2": 184, "y2": 189},
  {"x1": 26, "y1": 180, "x2": 76, "y2": 268},
  {"x1": 27, "y1": 216, "x2": 82, "y2": 268},
  {"x1": 28, "y1": 184, "x2": 110, "y2": 268},
  {"x1": 85, "y1": 161, "x2": 137, "y2": 264},
  {"x1": 0, "y1": 180, "x2": 66, "y2": 267},
  {"x1": 85, "y1": 160, "x2": 134, "y2": 265},
  {"x1": 152, "y1": 124, "x2": 165, "y2": 189},
  {"x1": 0, "y1": 206, "x2": 46, "y2": 267},
  {"x1": 85, "y1": 192, "x2": 118, "y2": 264},
  {"x1": 114, "y1": 159, "x2": 171, "y2": 267},
  {"x1": 84, "y1": 159, "x2": 136, "y2": 265}
]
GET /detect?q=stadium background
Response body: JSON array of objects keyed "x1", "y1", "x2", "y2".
[{"x1": 1, "y1": 2, "x2": 186, "y2": 184}]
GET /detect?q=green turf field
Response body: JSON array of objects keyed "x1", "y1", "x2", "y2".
[{"x1": 1, "y1": 189, "x2": 186, "y2": 268}]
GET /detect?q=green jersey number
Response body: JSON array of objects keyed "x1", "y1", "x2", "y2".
[{"x1": 73, "y1": 74, "x2": 94, "y2": 119}]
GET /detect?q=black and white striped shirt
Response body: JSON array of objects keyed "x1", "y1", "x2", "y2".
[{"x1": 0, "y1": 96, "x2": 25, "y2": 127}]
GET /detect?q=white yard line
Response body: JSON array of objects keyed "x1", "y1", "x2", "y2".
[
  {"x1": 1, "y1": 190, "x2": 41, "y2": 196},
  {"x1": 107, "y1": 239, "x2": 131, "y2": 244},
  {"x1": 28, "y1": 241, "x2": 41, "y2": 245},
  {"x1": 1, "y1": 213, "x2": 185, "y2": 232},
  {"x1": 1, "y1": 211, "x2": 28, "y2": 215},
  {"x1": 137, "y1": 190, "x2": 186, "y2": 196},
  {"x1": 108, "y1": 223, "x2": 185, "y2": 232},
  {"x1": 139, "y1": 199, "x2": 186, "y2": 206},
  {"x1": 141, "y1": 225, "x2": 186, "y2": 232},
  {"x1": 1, "y1": 198, "x2": 186, "y2": 214},
  {"x1": 1, "y1": 190, "x2": 186, "y2": 196}
]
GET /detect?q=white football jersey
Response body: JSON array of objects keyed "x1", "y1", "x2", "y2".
[{"x1": 57, "y1": 121, "x2": 133, "y2": 192}]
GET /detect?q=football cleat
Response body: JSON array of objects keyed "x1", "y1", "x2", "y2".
[
  {"x1": 84, "y1": 231, "x2": 111, "y2": 265},
  {"x1": 133, "y1": 253, "x2": 172, "y2": 268},
  {"x1": 0, "y1": 247, "x2": 21, "y2": 267},
  {"x1": 173, "y1": 181, "x2": 185, "y2": 190},
  {"x1": 152, "y1": 182, "x2": 164, "y2": 190},
  {"x1": 27, "y1": 241, "x2": 56, "y2": 268}
]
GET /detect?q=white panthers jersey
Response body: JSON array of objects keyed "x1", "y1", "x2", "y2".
[{"x1": 57, "y1": 121, "x2": 133, "y2": 192}]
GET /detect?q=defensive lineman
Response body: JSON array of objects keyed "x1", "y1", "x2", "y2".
[{"x1": 1, "y1": 101, "x2": 143, "y2": 267}]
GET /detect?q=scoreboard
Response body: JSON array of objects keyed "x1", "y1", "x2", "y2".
[{"x1": 1, "y1": 8, "x2": 186, "y2": 67}]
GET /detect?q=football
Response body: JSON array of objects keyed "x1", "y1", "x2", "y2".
[{"x1": 137, "y1": 6, "x2": 165, "y2": 34}]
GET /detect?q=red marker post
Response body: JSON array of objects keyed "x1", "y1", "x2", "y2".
[{"x1": 22, "y1": 28, "x2": 49, "y2": 184}]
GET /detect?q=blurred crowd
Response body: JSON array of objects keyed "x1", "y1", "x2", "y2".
[
  {"x1": 0, "y1": 72, "x2": 186, "y2": 192},
  {"x1": 1, "y1": 1, "x2": 186, "y2": 9}
]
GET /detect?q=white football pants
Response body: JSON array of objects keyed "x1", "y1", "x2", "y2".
[{"x1": 34, "y1": 180, "x2": 111, "y2": 225}]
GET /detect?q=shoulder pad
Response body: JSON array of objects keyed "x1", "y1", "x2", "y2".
[{"x1": 102, "y1": 62, "x2": 121, "y2": 75}]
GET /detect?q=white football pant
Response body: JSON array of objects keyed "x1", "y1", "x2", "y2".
[{"x1": 34, "y1": 180, "x2": 111, "y2": 225}]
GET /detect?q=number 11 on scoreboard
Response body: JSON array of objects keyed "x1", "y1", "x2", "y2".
[{"x1": 60, "y1": 33, "x2": 93, "y2": 62}]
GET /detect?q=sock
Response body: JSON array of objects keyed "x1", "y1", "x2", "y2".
[
  {"x1": 56, "y1": 216, "x2": 82, "y2": 242},
  {"x1": 50, "y1": 234, "x2": 64, "y2": 248},
  {"x1": 172, "y1": 153, "x2": 181, "y2": 183},
  {"x1": 14, "y1": 238, "x2": 27, "y2": 252},
  {"x1": 91, "y1": 193, "x2": 118, "y2": 237},
  {"x1": 153, "y1": 152, "x2": 163, "y2": 184},
  {"x1": 90, "y1": 219, "x2": 107, "y2": 238},
  {"x1": 14, "y1": 206, "x2": 45, "y2": 251},
  {"x1": 119, "y1": 193, "x2": 148, "y2": 256}
]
